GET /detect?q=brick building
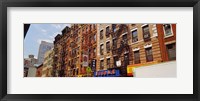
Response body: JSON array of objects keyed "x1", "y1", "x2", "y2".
[
  {"x1": 51, "y1": 24, "x2": 176, "y2": 77},
  {"x1": 95, "y1": 24, "x2": 176, "y2": 77}
]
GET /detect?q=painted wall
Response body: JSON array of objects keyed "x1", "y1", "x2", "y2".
[{"x1": 134, "y1": 61, "x2": 176, "y2": 78}]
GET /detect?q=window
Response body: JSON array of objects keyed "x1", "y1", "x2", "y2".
[
  {"x1": 163, "y1": 24, "x2": 173, "y2": 37},
  {"x1": 106, "y1": 42, "x2": 110, "y2": 53},
  {"x1": 124, "y1": 53, "x2": 129, "y2": 67},
  {"x1": 112, "y1": 24, "x2": 116, "y2": 32},
  {"x1": 100, "y1": 44, "x2": 104, "y2": 55},
  {"x1": 93, "y1": 24, "x2": 96, "y2": 30},
  {"x1": 86, "y1": 27, "x2": 88, "y2": 33},
  {"x1": 132, "y1": 30, "x2": 138, "y2": 42},
  {"x1": 93, "y1": 48, "x2": 96, "y2": 56},
  {"x1": 142, "y1": 25, "x2": 150, "y2": 41},
  {"x1": 122, "y1": 34, "x2": 128, "y2": 44},
  {"x1": 100, "y1": 60, "x2": 104, "y2": 70},
  {"x1": 107, "y1": 58, "x2": 110, "y2": 68},
  {"x1": 88, "y1": 49, "x2": 91, "y2": 58},
  {"x1": 113, "y1": 39, "x2": 117, "y2": 49},
  {"x1": 94, "y1": 34, "x2": 96, "y2": 42},
  {"x1": 123, "y1": 26, "x2": 128, "y2": 33},
  {"x1": 113, "y1": 56, "x2": 118, "y2": 67},
  {"x1": 134, "y1": 51, "x2": 140, "y2": 64},
  {"x1": 90, "y1": 25, "x2": 92, "y2": 30},
  {"x1": 89, "y1": 36, "x2": 92, "y2": 42},
  {"x1": 106, "y1": 26, "x2": 110, "y2": 37},
  {"x1": 166, "y1": 43, "x2": 176, "y2": 60},
  {"x1": 145, "y1": 47, "x2": 153, "y2": 62},
  {"x1": 100, "y1": 30, "x2": 104, "y2": 40},
  {"x1": 131, "y1": 24, "x2": 136, "y2": 27}
]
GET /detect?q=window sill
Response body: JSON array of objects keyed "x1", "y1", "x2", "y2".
[{"x1": 164, "y1": 34, "x2": 173, "y2": 38}]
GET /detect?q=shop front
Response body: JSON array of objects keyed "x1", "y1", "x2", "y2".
[{"x1": 94, "y1": 68, "x2": 120, "y2": 77}]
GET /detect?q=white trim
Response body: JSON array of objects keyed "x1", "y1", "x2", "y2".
[
  {"x1": 106, "y1": 56, "x2": 111, "y2": 59},
  {"x1": 141, "y1": 24, "x2": 148, "y2": 27},
  {"x1": 165, "y1": 40, "x2": 176, "y2": 45},
  {"x1": 106, "y1": 39, "x2": 110, "y2": 43},
  {"x1": 124, "y1": 51, "x2": 129, "y2": 54},
  {"x1": 100, "y1": 43, "x2": 104, "y2": 45},
  {"x1": 105, "y1": 25, "x2": 110, "y2": 28},
  {"x1": 144, "y1": 43, "x2": 152, "y2": 48},
  {"x1": 164, "y1": 34, "x2": 174, "y2": 38},
  {"x1": 130, "y1": 39, "x2": 144, "y2": 45},
  {"x1": 132, "y1": 47, "x2": 140, "y2": 51},
  {"x1": 130, "y1": 28, "x2": 138, "y2": 32},
  {"x1": 100, "y1": 58, "x2": 104, "y2": 60},
  {"x1": 121, "y1": 32, "x2": 128, "y2": 36},
  {"x1": 100, "y1": 29, "x2": 104, "y2": 32}
]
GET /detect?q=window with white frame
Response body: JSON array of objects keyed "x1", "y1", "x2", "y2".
[
  {"x1": 100, "y1": 30, "x2": 104, "y2": 40},
  {"x1": 100, "y1": 60, "x2": 104, "y2": 70},
  {"x1": 142, "y1": 25, "x2": 150, "y2": 41},
  {"x1": 163, "y1": 24, "x2": 173, "y2": 37},
  {"x1": 132, "y1": 30, "x2": 138, "y2": 43},
  {"x1": 100, "y1": 44, "x2": 104, "y2": 55}
]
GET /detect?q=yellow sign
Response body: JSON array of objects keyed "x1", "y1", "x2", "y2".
[
  {"x1": 127, "y1": 66, "x2": 135, "y2": 76},
  {"x1": 86, "y1": 67, "x2": 92, "y2": 73}
]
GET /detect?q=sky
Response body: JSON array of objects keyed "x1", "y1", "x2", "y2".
[{"x1": 24, "y1": 24, "x2": 71, "y2": 59}]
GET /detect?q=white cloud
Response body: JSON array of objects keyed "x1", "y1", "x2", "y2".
[
  {"x1": 51, "y1": 24, "x2": 62, "y2": 29},
  {"x1": 41, "y1": 29, "x2": 47, "y2": 33},
  {"x1": 51, "y1": 24, "x2": 71, "y2": 31}
]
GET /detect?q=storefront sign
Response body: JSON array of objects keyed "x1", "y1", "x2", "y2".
[
  {"x1": 116, "y1": 60, "x2": 121, "y2": 67},
  {"x1": 91, "y1": 59, "x2": 96, "y2": 71},
  {"x1": 127, "y1": 66, "x2": 134, "y2": 77},
  {"x1": 95, "y1": 68, "x2": 120, "y2": 77}
]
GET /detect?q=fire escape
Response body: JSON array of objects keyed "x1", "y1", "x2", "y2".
[
  {"x1": 81, "y1": 24, "x2": 93, "y2": 75},
  {"x1": 111, "y1": 24, "x2": 133, "y2": 77}
]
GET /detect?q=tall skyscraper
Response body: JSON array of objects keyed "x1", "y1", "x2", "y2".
[{"x1": 37, "y1": 41, "x2": 53, "y2": 65}]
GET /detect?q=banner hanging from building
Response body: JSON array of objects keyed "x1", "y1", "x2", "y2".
[{"x1": 82, "y1": 54, "x2": 88, "y2": 67}]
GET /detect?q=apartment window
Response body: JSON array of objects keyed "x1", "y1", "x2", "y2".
[
  {"x1": 132, "y1": 30, "x2": 138, "y2": 42},
  {"x1": 107, "y1": 58, "x2": 110, "y2": 68},
  {"x1": 88, "y1": 49, "x2": 91, "y2": 58},
  {"x1": 112, "y1": 24, "x2": 116, "y2": 32},
  {"x1": 122, "y1": 34, "x2": 128, "y2": 44},
  {"x1": 113, "y1": 39, "x2": 117, "y2": 49},
  {"x1": 113, "y1": 56, "x2": 118, "y2": 67},
  {"x1": 163, "y1": 24, "x2": 173, "y2": 37},
  {"x1": 90, "y1": 25, "x2": 92, "y2": 30},
  {"x1": 166, "y1": 43, "x2": 176, "y2": 60},
  {"x1": 100, "y1": 30, "x2": 104, "y2": 40},
  {"x1": 93, "y1": 48, "x2": 96, "y2": 55},
  {"x1": 142, "y1": 25, "x2": 150, "y2": 41},
  {"x1": 89, "y1": 36, "x2": 92, "y2": 42},
  {"x1": 131, "y1": 24, "x2": 136, "y2": 27},
  {"x1": 93, "y1": 24, "x2": 96, "y2": 30},
  {"x1": 94, "y1": 34, "x2": 96, "y2": 42},
  {"x1": 100, "y1": 44, "x2": 104, "y2": 55},
  {"x1": 124, "y1": 53, "x2": 129, "y2": 67},
  {"x1": 106, "y1": 42, "x2": 110, "y2": 53},
  {"x1": 100, "y1": 60, "x2": 104, "y2": 70},
  {"x1": 145, "y1": 47, "x2": 153, "y2": 62},
  {"x1": 106, "y1": 26, "x2": 110, "y2": 37},
  {"x1": 123, "y1": 26, "x2": 128, "y2": 33},
  {"x1": 86, "y1": 27, "x2": 88, "y2": 33},
  {"x1": 134, "y1": 51, "x2": 140, "y2": 64}
]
